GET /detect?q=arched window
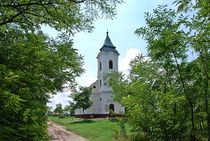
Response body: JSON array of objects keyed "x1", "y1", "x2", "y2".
[
  {"x1": 99, "y1": 62, "x2": 102, "y2": 70},
  {"x1": 109, "y1": 60, "x2": 113, "y2": 69},
  {"x1": 109, "y1": 104, "x2": 115, "y2": 113}
]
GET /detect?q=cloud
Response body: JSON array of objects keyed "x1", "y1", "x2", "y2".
[
  {"x1": 119, "y1": 48, "x2": 141, "y2": 75},
  {"x1": 47, "y1": 91, "x2": 71, "y2": 109},
  {"x1": 47, "y1": 75, "x2": 96, "y2": 109},
  {"x1": 76, "y1": 75, "x2": 96, "y2": 87}
]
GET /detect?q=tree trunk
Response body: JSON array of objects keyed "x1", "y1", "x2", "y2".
[
  {"x1": 189, "y1": 99, "x2": 195, "y2": 141},
  {"x1": 172, "y1": 52, "x2": 196, "y2": 140},
  {"x1": 205, "y1": 94, "x2": 210, "y2": 141},
  {"x1": 200, "y1": 47, "x2": 210, "y2": 141}
]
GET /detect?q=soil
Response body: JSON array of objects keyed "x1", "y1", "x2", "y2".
[{"x1": 48, "y1": 121, "x2": 88, "y2": 141}]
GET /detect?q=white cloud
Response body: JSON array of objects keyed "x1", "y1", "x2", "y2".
[
  {"x1": 119, "y1": 48, "x2": 141, "y2": 75},
  {"x1": 47, "y1": 91, "x2": 71, "y2": 109},
  {"x1": 47, "y1": 75, "x2": 96, "y2": 109},
  {"x1": 76, "y1": 75, "x2": 96, "y2": 87}
]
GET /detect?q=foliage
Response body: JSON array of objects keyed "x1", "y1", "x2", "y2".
[
  {"x1": 0, "y1": 0, "x2": 123, "y2": 34},
  {"x1": 0, "y1": 30, "x2": 83, "y2": 141},
  {"x1": 54, "y1": 103, "x2": 63, "y2": 117},
  {"x1": 0, "y1": 0, "x2": 123, "y2": 140},
  {"x1": 73, "y1": 87, "x2": 93, "y2": 114},
  {"x1": 105, "y1": 72, "x2": 129, "y2": 104},
  {"x1": 47, "y1": 106, "x2": 53, "y2": 115},
  {"x1": 108, "y1": 1, "x2": 209, "y2": 141},
  {"x1": 63, "y1": 101, "x2": 75, "y2": 116}
]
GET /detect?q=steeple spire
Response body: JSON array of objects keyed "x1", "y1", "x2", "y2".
[
  {"x1": 99, "y1": 31, "x2": 119, "y2": 55},
  {"x1": 103, "y1": 31, "x2": 114, "y2": 47}
]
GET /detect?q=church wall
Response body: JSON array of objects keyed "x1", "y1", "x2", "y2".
[
  {"x1": 98, "y1": 92, "x2": 125, "y2": 114},
  {"x1": 77, "y1": 91, "x2": 125, "y2": 115}
]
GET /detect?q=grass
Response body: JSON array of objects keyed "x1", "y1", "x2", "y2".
[{"x1": 48, "y1": 116, "x2": 128, "y2": 141}]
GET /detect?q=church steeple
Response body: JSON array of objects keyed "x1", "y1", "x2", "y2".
[
  {"x1": 100, "y1": 32, "x2": 119, "y2": 55},
  {"x1": 103, "y1": 31, "x2": 114, "y2": 48}
]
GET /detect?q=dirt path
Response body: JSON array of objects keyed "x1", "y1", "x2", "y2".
[{"x1": 48, "y1": 121, "x2": 88, "y2": 141}]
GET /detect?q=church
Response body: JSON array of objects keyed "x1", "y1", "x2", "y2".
[{"x1": 75, "y1": 32, "x2": 125, "y2": 117}]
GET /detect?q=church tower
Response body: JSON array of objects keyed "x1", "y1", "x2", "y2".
[
  {"x1": 95, "y1": 32, "x2": 124, "y2": 115},
  {"x1": 97, "y1": 32, "x2": 119, "y2": 93}
]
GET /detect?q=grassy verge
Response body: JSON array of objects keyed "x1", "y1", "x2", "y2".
[{"x1": 48, "y1": 116, "x2": 128, "y2": 141}]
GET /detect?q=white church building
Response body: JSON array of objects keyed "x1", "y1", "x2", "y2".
[{"x1": 75, "y1": 32, "x2": 125, "y2": 117}]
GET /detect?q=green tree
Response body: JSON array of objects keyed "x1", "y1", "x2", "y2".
[
  {"x1": 0, "y1": 31, "x2": 83, "y2": 141},
  {"x1": 54, "y1": 103, "x2": 63, "y2": 117},
  {"x1": 73, "y1": 87, "x2": 92, "y2": 114},
  {"x1": 134, "y1": 2, "x2": 209, "y2": 140},
  {"x1": 108, "y1": 1, "x2": 209, "y2": 140},
  {"x1": 135, "y1": 5, "x2": 196, "y2": 140},
  {"x1": 105, "y1": 71, "x2": 129, "y2": 104},
  {"x1": 175, "y1": 0, "x2": 210, "y2": 139},
  {"x1": 64, "y1": 102, "x2": 75, "y2": 116},
  {"x1": 0, "y1": 0, "x2": 123, "y2": 33},
  {"x1": 47, "y1": 106, "x2": 53, "y2": 116},
  {"x1": 0, "y1": 0, "x2": 123, "y2": 140}
]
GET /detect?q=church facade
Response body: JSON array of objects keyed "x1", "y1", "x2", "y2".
[{"x1": 75, "y1": 32, "x2": 125, "y2": 117}]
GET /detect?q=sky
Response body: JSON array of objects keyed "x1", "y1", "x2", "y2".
[{"x1": 46, "y1": 0, "x2": 174, "y2": 109}]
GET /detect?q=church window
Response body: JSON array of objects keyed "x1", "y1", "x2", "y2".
[
  {"x1": 93, "y1": 86, "x2": 96, "y2": 88},
  {"x1": 109, "y1": 104, "x2": 115, "y2": 113},
  {"x1": 99, "y1": 62, "x2": 102, "y2": 70},
  {"x1": 100, "y1": 98, "x2": 102, "y2": 101},
  {"x1": 109, "y1": 60, "x2": 113, "y2": 69}
]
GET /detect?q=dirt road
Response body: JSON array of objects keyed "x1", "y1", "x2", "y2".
[{"x1": 48, "y1": 121, "x2": 88, "y2": 141}]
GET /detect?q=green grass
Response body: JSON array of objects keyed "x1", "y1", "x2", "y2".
[{"x1": 48, "y1": 116, "x2": 125, "y2": 141}]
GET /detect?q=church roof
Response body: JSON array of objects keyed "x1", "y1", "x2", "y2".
[
  {"x1": 103, "y1": 32, "x2": 114, "y2": 47},
  {"x1": 100, "y1": 32, "x2": 119, "y2": 55}
]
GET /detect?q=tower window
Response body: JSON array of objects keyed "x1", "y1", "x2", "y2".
[
  {"x1": 100, "y1": 80, "x2": 101, "y2": 87},
  {"x1": 100, "y1": 62, "x2": 102, "y2": 70},
  {"x1": 109, "y1": 60, "x2": 113, "y2": 69}
]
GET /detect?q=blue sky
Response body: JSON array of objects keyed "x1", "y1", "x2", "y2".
[{"x1": 47, "y1": 0, "x2": 174, "y2": 109}]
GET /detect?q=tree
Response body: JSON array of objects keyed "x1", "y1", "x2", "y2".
[
  {"x1": 107, "y1": 1, "x2": 209, "y2": 140},
  {"x1": 47, "y1": 106, "x2": 53, "y2": 116},
  {"x1": 63, "y1": 102, "x2": 75, "y2": 116},
  {"x1": 175, "y1": 0, "x2": 210, "y2": 140},
  {"x1": 0, "y1": 0, "x2": 123, "y2": 34},
  {"x1": 133, "y1": 2, "x2": 209, "y2": 140},
  {"x1": 73, "y1": 87, "x2": 92, "y2": 114},
  {"x1": 105, "y1": 71, "x2": 129, "y2": 104},
  {"x1": 54, "y1": 103, "x2": 63, "y2": 117},
  {"x1": 0, "y1": 0, "x2": 123, "y2": 140},
  {"x1": 0, "y1": 30, "x2": 83, "y2": 141}
]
